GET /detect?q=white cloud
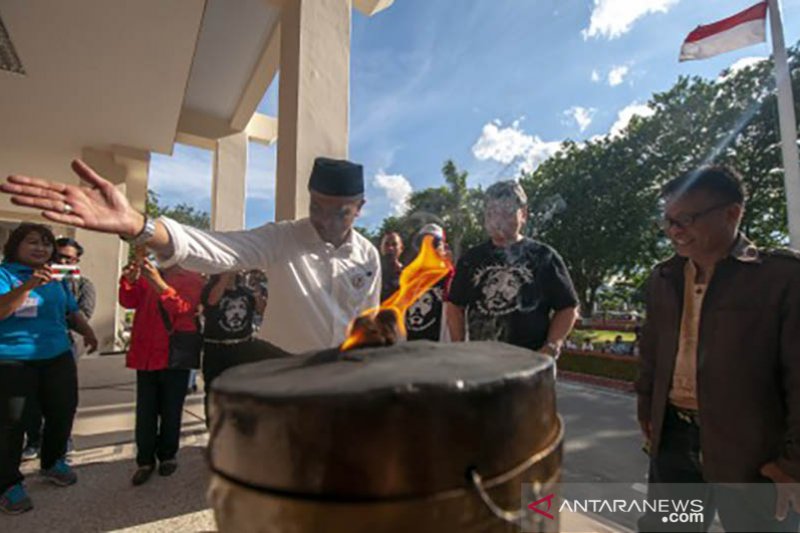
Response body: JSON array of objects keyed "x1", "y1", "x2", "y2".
[
  {"x1": 149, "y1": 144, "x2": 213, "y2": 205},
  {"x1": 591, "y1": 69, "x2": 601, "y2": 83},
  {"x1": 608, "y1": 65, "x2": 630, "y2": 87},
  {"x1": 373, "y1": 171, "x2": 413, "y2": 216},
  {"x1": 471, "y1": 119, "x2": 562, "y2": 173},
  {"x1": 724, "y1": 56, "x2": 768, "y2": 79},
  {"x1": 564, "y1": 106, "x2": 597, "y2": 132},
  {"x1": 610, "y1": 102, "x2": 655, "y2": 137},
  {"x1": 583, "y1": 0, "x2": 680, "y2": 40}
]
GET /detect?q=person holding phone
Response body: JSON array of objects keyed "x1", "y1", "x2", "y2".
[
  {"x1": 118, "y1": 256, "x2": 203, "y2": 487},
  {"x1": 0, "y1": 223, "x2": 97, "y2": 515},
  {"x1": 21, "y1": 237, "x2": 96, "y2": 462}
]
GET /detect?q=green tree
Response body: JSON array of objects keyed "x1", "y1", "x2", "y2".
[
  {"x1": 521, "y1": 137, "x2": 660, "y2": 315},
  {"x1": 628, "y1": 44, "x2": 800, "y2": 247},
  {"x1": 146, "y1": 190, "x2": 210, "y2": 230},
  {"x1": 374, "y1": 160, "x2": 485, "y2": 262}
]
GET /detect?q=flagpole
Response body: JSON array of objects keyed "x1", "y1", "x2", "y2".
[{"x1": 767, "y1": 0, "x2": 800, "y2": 247}]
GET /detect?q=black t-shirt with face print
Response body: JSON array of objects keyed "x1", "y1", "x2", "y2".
[
  {"x1": 447, "y1": 238, "x2": 578, "y2": 350},
  {"x1": 405, "y1": 274, "x2": 452, "y2": 341},
  {"x1": 201, "y1": 284, "x2": 256, "y2": 342}
]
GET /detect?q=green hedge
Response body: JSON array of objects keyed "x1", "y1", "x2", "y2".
[{"x1": 557, "y1": 352, "x2": 639, "y2": 382}]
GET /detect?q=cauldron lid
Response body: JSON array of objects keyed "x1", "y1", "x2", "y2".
[{"x1": 212, "y1": 340, "x2": 551, "y2": 400}]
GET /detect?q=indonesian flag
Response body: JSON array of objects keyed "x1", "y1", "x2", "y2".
[{"x1": 679, "y1": 2, "x2": 768, "y2": 62}]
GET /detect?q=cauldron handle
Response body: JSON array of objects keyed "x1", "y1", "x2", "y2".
[
  {"x1": 469, "y1": 469, "x2": 527, "y2": 526},
  {"x1": 468, "y1": 413, "x2": 563, "y2": 526}
]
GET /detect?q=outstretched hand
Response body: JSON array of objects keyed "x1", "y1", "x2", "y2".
[{"x1": 2, "y1": 160, "x2": 144, "y2": 238}]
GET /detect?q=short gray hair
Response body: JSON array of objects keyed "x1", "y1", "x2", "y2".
[{"x1": 485, "y1": 180, "x2": 527, "y2": 207}]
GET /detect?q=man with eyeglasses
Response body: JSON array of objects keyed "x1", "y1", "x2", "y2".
[
  {"x1": 55, "y1": 238, "x2": 96, "y2": 325},
  {"x1": 636, "y1": 166, "x2": 800, "y2": 531}
]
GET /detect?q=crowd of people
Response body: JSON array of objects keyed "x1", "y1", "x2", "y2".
[
  {"x1": 0, "y1": 230, "x2": 272, "y2": 505},
  {"x1": 0, "y1": 159, "x2": 798, "y2": 529}
]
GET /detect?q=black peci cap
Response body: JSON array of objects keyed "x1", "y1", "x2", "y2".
[{"x1": 308, "y1": 157, "x2": 364, "y2": 197}]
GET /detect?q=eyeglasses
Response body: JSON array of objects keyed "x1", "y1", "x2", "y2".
[
  {"x1": 57, "y1": 254, "x2": 79, "y2": 264},
  {"x1": 658, "y1": 202, "x2": 731, "y2": 231}
]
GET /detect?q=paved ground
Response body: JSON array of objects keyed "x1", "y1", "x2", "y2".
[
  {"x1": 559, "y1": 380, "x2": 649, "y2": 532},
  {"x1": 2, "y1": 355, "x2": 648, "y2": 532}
]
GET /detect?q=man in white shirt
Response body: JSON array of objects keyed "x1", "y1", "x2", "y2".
[{"x1": 2, "y1": 158, "x2": 381, "y2": 354}]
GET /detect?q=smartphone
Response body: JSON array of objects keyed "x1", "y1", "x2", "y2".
[{"x1": 51, "y1": 264, "x2": 80, "y2": 281}]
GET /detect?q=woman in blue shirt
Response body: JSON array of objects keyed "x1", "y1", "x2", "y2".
[{"x1": 0, "y1": 224, "x2": 97, "y2": 515}]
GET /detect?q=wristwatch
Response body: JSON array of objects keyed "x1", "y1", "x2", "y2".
[
  {"x1": 544, "y1": 341, "x2": 562, "y2": 359},
  {"x1": 123, "y1": 215, "x2": 156, "y2": 247}
]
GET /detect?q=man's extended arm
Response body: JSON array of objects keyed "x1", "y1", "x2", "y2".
[{"x1": 543, "y1": 306, "x2": 580, "y2": 355}]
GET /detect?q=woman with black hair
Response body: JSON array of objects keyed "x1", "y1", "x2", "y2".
[{"x1": 0, "y1": 224, "x2": 97, "y2": 515}]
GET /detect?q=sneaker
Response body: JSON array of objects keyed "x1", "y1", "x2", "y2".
[
  {"x1": 40, "y1": 458, "x2": 77, "y2": 486},
  {"x1": 21, "y1": 446, "x2": 39, "y2": 462},
  {"x1": 158, "y1": 459, "x2": 178, "y2": 477},
  {"x1": 131, "y1": 465, "x2": 155, "y2": 486},
  {"x1": 0, "y1": 483, "x2": 33, "y2": 515}
]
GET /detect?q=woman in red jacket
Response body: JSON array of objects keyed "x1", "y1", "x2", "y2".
[{"x1": 119, "y1": 258, "x2": 204, "y2": 487}]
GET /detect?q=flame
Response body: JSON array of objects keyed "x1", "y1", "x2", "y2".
[{"x1": 340, "y1": 235, "x2": 453, "y2": 351}]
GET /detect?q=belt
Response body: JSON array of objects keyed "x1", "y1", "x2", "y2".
[
  {"x1": 669, "y1": 404, "x2": 700, "y2": 426},
  {"x1": 204, "y1": 336, "x2": 253, "y2": 346}
]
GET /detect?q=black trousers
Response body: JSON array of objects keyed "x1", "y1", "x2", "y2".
[
  {"x1": 201, "y1": 339, "x2": 286, "y2": 426},
  {"x1": 639, "y1": 405, "x2": 800, "y2": 532},
  {"x1": 135, "y1": 369, "x2": 189, "y2": 467},
  {"x1": 23, "y1": 344, "x2": 78, "y2": 449},
  {"x1": 0, "y1": 353, "x2": 77, "y2": 493},
  {"x1": 22, "y1": 397, "x2": 42, "y2": 449}
]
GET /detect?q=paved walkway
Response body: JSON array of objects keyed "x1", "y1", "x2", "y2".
[{"x1": 1, "y1": 355, "x2": 643, "y2": 532}]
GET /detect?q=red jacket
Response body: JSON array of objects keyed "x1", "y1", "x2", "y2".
[{"x1": 119, "y1": 269, "x2": 204, "y2": 371}]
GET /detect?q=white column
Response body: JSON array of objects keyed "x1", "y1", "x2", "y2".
[
  {"x1": 212, "y1": 132, "x2": 248, "y2": 231},
  {"x1": 275, "y1": 0, "x2": 352, "y2": 221}
]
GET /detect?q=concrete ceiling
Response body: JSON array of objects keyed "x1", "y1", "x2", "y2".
[
  {"x1": 0, "y1": 0, "x2": 206, "y2": 158},
  {"x1": 0, "y1": 0, "x2": 391, "y2": 205},
  {"x1": 183, "y1": 0, "x2": 280, "y2": 121}
]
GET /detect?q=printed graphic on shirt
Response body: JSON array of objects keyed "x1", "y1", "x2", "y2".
[
  {"x1": 472, "y1": 264, "x2": 535, "y2": 316},
  {"x1": 406, "y1": 287, "x2": 443, "y2": 332},
  {"x1": 219, "y1": 294, "x2": 250, "y2": 333}
]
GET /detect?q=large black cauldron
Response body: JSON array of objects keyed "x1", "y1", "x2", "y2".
[{"x1": 207, "y1": 341, "x2": 562, "y2": 533}]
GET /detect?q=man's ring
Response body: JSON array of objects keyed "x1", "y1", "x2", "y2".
[{"x1": 63, "y1": 202, "x2": 73, "y2": 214}]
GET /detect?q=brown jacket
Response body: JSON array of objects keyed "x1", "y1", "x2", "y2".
[{"x1": 636, "y1": 236, "x2": 800, "y2": 482}]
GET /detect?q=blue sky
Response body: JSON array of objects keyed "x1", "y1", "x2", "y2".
[{"x1": 149, "y1": 0, "x2": 800, "y2": 230}]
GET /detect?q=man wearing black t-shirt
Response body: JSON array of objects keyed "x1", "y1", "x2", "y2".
[
  {"x1": 446, "y1": 181, "x2": 579, "y2": 358},
  {"x1": 200, "y1": 271, "x2": 259, "y2": 422},
  {"x1": 406, "y1": 224, "x2": 453, "y2": 342}
]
